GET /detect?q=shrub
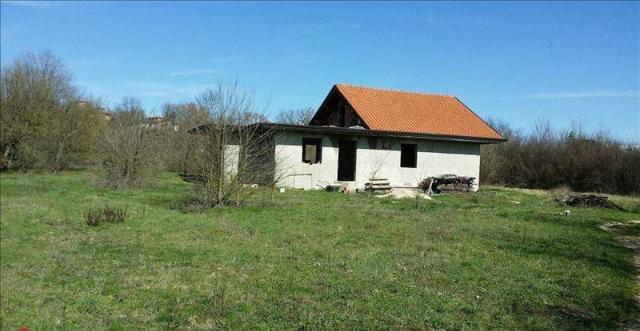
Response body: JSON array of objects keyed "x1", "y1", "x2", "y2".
[
  {"x1": 84, "y1": 206, "x2": 128, "y2": 226},
  {"x1": 0, "y1": 50, "x2": 104, "y2": 172},
  {"x1": 160, "y1": 102, "x2": 208, "y2": 174},
  {"x1": 98, "y1": 97, "x2": 164, "y2": 188},
  {"x1": 481, "y1": 119, "x2": 640, "y2": 195},
  {"x1": 191, "y1": 83, "x2": 274, "y2": 207}
]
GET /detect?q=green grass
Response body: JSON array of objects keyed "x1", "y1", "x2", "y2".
[{"x1": 1, "y1": 171, "x2": 638, "y2": 330}]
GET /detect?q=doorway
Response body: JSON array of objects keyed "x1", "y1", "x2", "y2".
[{"x1": 337, "y1": 139, "x2": 357, "y2": 181}]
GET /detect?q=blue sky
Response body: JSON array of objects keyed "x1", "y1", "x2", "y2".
[{"x1": 2, "y1": 1, "x2": 639, "y2": 141}]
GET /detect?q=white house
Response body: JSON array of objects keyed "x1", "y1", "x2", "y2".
[
  {"x1": 192, "y1": 84, "x2": 505, "y2": 191},
  {"x1": 263, "y1": 84, "x2": 505, "y2": 190}
]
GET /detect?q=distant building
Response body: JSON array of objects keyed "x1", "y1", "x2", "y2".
[{"x1": 143, "y1": 116, "x2": 178, "y2": 131}]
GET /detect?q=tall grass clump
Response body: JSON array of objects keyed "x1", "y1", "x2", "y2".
[{"x1": 84, "y1": 206, "x2": 128, "y2": 226}]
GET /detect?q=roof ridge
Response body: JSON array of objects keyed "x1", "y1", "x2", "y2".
[{"x1": 335, "y1": 83, "x2": 455, "y2": 98}]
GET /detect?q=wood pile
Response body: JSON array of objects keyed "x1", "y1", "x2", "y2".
[
  {"x1": 419, "y1": 175, "x2": 476, "y2": 194},
  {"x1": 365, "y1": 178, "x2": 391, "y2": 193}
]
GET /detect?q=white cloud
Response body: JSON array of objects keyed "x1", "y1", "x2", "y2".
[
  {"x1": 524, "y1": 90, "x2": 640, "y2": 99},
  {"x1": 168, "y1": 68, "x2": 220, "y2": 77}
]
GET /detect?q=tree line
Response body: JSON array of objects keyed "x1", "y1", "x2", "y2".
[
  {"x1": 2, "y1": 50, "x2": 638, "y2": 201},
  {"x1": 480, "y1": 119, "x2": 640, "y2": 195},
  {"x1": 1, "y1": 51, "x2": 312, "y2": 206}
]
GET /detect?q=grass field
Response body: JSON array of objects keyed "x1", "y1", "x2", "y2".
[{"x1": 1, "y1": 171, "x2": 638, "y2": 329}]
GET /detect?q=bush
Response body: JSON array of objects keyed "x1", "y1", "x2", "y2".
[
  {"x1": 98, "y1": 97, "x2": 164, "y2": 188},
  {"x1": 160, "y1": 102, "x2": 208, "y2": 174},
  {"x1": 84, "y1": 206, "x2": 128, "y2": 226},
  {"x1": 1, "y1": 50, "x2": 104, "y2": 172},
  {"x1": 481, "y1": 119, "x2": 640, "y2": 195}
]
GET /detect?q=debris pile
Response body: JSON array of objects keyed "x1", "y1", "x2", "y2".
[
  {"x1": 564, "y1": 194, "x2": 611, "y2": 208},
  {"x1": 365, "y1": 178, "x2": 391, "y2": 193},
  {"x1": 419, "y1": 175, "x2": 476, "y2": 194},
  {"x1": 323, "y1": 183, "x2": 354, "y2": 194},
  {"x1": 324, "y1": 183, "x2": 342, "y2": 192}
]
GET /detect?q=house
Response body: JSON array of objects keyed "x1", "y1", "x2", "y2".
[
  {"x1": 143, "y1": 116, "x2": 179, "y2": 131},
  {"x1": 263, "y1": 84, "x2": 505, "y2": 190},
  {"x1": 193, "y1": 84, "x2": 506, "y2": 191}
]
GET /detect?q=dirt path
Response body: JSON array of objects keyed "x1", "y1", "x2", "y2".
[{"x1": 601, "y1": 220, "x2": 640, "y2": 330}]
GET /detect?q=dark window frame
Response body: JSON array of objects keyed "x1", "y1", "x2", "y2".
[
  {"x1": 302, "y1": 138, "x2": 322, "y2": 164},
  {"x1": 400, "y1": 143, "x2": 417, "y2": 168}
]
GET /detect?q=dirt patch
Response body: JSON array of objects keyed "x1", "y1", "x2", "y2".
[{"x1": 601, "y1": 220, "x2": 640, "y2": 330}]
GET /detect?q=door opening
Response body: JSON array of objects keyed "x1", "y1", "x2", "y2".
[{"x1": 337, "y1": 140, "x2": 357, "y2": 181}]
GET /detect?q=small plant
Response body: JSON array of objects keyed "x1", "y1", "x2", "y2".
[{"x1": 84, "y1": 206, "x2": 128, "y2": 226}]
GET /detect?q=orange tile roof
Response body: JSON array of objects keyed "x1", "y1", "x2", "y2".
[{"x1": 334, "y1": 84, "x2": 503, "y2": 140}]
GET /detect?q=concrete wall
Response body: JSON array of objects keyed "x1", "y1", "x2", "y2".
[
  {"x1": 274, "y1": 131, "x2": 481, "y2": 190},
  {"x1": 225, "y1": 145, "x2": 240, "y2": 176}
]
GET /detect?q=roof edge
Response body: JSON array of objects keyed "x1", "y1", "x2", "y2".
[
  {"x1": 335, "y1": 83, "x2": 455, "y2": 98},
  {"x1": 308, "y1": 84, "x2": 338, "y2": 125},
  {"x1": 255, "y1": 123, "x2": 508, "y2": 144},
  {"x1": 453, "y1": 97, "x2": 504, "y2": 140}
]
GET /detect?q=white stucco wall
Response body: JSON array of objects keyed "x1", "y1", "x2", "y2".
[
  {"x1": 274, "y1": 131, "x2": 481, "y2": 190},
  {"x1": 225, "y1": 145, "x2": 240, "y2": 176}
]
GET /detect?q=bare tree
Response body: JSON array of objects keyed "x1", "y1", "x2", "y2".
[
  {"x1": 366, "y1": 151, "x2": 390, "y2": 181},
  {"x1": 161, "y1": 102, "x2": 183, "y2": 126},
  {"x1": 193, "y1": 82, "x2": 275, "y2": 206},
  {"x1": 275, "y1": 107, "x2": 315, "y2": 125},
  {"x1": 99, "y1": 97, "x2": 162, "y2": 187}
]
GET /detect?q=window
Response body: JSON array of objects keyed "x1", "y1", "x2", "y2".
[
  {"x1": 400, "y1": 144, "x2": 417, "y2": 168},
  {"x1": 302, "y1": 138, "x2": 322, "y2": 164}
]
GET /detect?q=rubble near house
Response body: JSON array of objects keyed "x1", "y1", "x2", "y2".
[
  {"x1": 360, "y1": 175, "x2": 476, "y2": 199},
  {"x1": 559, "y1": 194, "x2": 621, "y2": 209},
  {"x1": 364, "y1": 178, "x2": 391, "y2": 193},
  {"x1": 550, "y1": 192, "x2": 628, "y2": 210},
  {"x1": 419, "y1": 175, "x2": 476, "y2": 195},
  {"x1": 565, "y1": 194, "x2": 608, "y2": 207}
]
